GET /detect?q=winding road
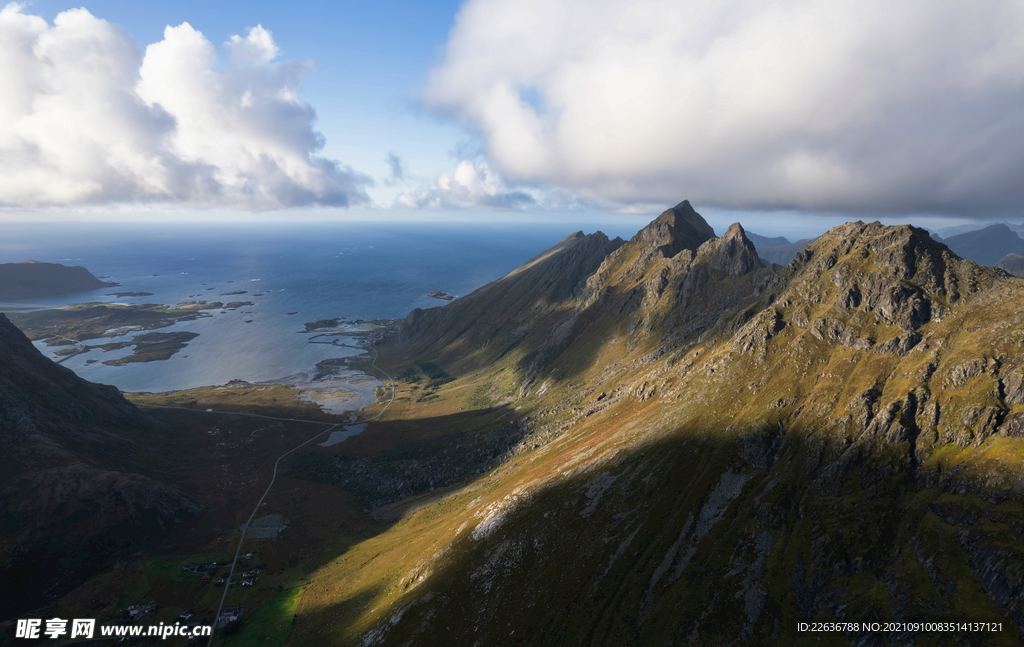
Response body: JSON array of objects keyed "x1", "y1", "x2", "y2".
[{"x1": 199, "y1": 345, "x2": 395, "y2": 646}]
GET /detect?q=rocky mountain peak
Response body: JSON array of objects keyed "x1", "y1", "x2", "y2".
[
  {"x1": 700, "y1": 222, "x2": 763, "y2": 277},
  {"x1": 781, "y1": 221, "x2": 1004, "y2": 336},
  {"x1": 632, "y1": 199, "x2": 716, "y2": 260}
]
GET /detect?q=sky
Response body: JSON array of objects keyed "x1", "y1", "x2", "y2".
[{"x1": 2, "y1": 0, "x2": 1023, "y2": 238}]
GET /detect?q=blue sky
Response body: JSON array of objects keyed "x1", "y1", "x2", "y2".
[{"x1": 2, "y1": 1, "x2": 1024, "y2": 238}]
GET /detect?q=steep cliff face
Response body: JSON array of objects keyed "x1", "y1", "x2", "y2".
[
  {"x1": 0, "y1": 314, "x2": 198, "y2": 619},
  {"x1": 296, "y1": 205, "x2": 1024, "y2": 646}
]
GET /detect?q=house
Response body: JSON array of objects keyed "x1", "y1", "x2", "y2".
[
  {"x1": 125, "y1": 601, "x2": 157, "y2": 621},
  {"x1": 216, "y1": 607, "x2": 243, "y2": 628}
]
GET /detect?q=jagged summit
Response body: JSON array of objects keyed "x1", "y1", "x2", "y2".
[
  {"x1": 797, "y1": 221, "x2": 1000, "y2": 306},
  {"x1": 703, "y1": 222, "x2": 763, "y2": 277},
  {"x1": 631, "y1": 199, "x2": 717, "y2": 260},
  {"x1": 393, "y1": 202, "x2": 780, "y2": 381}
]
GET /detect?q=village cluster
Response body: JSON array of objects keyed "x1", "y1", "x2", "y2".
[
  {"x1": 180, "y1": 552, "x2": 261, "y2": 588},
  {"x1": 99, "y1": 551, "x2": 265, "y2": 636}
]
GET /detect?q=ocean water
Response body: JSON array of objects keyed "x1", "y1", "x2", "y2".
[{"x1": 0, "y1": 219, "x2": 645, "y2": 393}]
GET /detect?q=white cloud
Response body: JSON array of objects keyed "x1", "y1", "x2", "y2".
[
  {"x1": 424, "y1": 0, "x2": 1024, "y2": 215},
  {"x1": 0, "y1": 4, "x2": 369, "y2": 209},
  {"x1": 395, "y1": 159, "x2": 582, "y2": 210}
]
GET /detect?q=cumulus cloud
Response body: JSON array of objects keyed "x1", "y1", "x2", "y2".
[
  {"x1": 424, "y1": 0, "x2": 1024, "y2": 215},
  {"x1": 395, "y1": 159, "x2": 536, "y2": 209},
  {"x1": 0, "y1": 4, "x2": 369, "y2": 209},
  {"x1": 395, "y1": 159, "x2": 587, "y2": 210}
]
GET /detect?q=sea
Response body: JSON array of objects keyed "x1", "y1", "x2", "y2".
[{"x1": 0, "y1": 218, "x2": 646, "y2": 395}]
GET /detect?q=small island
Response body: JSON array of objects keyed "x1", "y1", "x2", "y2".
[
  {"x1": 7, "y1": 301, "x2": 218, "y2": 365},
  {"x1": 303, "y1": 318, "x2": 343, "y2": 332},
  {"x1": 427, "y1": 291, "x2": 455, "y2": 301},
  {"x1": 99, "y1": 331, "x2": 200, "y2": 365},
  {"x1": 107, "y1": 291, "x2": 154, "y2": 298}
]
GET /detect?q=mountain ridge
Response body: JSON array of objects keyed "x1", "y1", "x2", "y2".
[{"x1": 297, "y1": 202, "x2": 1024, "y2": 645}]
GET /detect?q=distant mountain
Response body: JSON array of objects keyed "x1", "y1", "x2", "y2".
[
  {"x1": 930, "y1": 222, "x2": 1024, "y2": 241},
  {"x1": 756, "y1": 236, "x2": 818, "y2": 265},
  {"x1": 745, "y1": 232, "x2": 790, "y2": 249},
  {"x1": 0, "y1": 314, "x2": 198, "y2": 619},
  {"x1": 932, "y1": 223, "x2": 986, "y2": 239},
  {"x1": 941, "y1": 223, "x2": 1024, "y2": 266},
  {"x1": 997, "y1": 253, "x2": 1024, "y2": 278},
  {"x1": 0, "y1": 260, "x2": 115, "y2": 300}
]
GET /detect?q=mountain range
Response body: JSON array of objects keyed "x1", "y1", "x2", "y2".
[
  {"x1": 291, "y1": 201, "x2": 1024, "y2": 645},
  {"x1": 939, "y1": 224, "x2": 1024, "y2": 267}
]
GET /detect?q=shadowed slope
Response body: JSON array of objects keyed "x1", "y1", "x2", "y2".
[{"x1": 0, "y1": 314, "x2": 198, "y2": 619}]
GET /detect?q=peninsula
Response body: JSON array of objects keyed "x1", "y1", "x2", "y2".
[{"x1": 0, "y1": 260, "x2": 116, "y2": 300}]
